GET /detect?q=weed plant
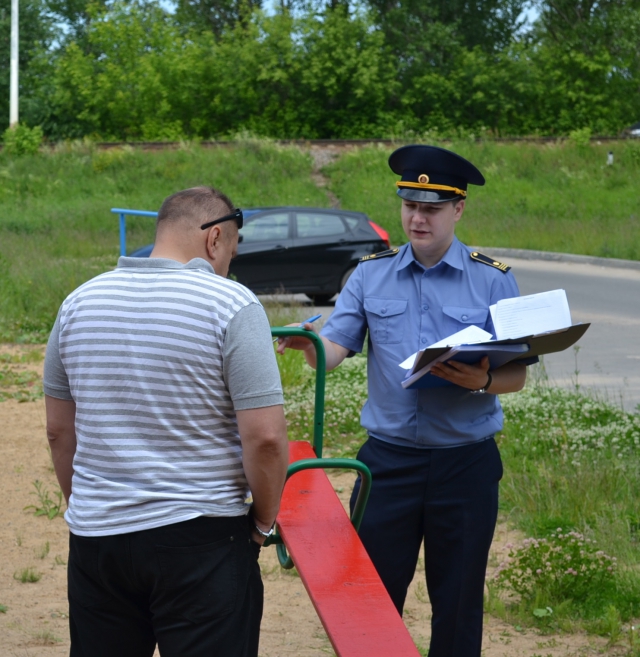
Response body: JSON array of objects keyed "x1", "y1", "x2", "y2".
[
  {"x1": 494, "y1": 379, "x2": 640, "y2": 629},
  {"x1": 324, "y1": 141, "x2": 640, "y2": 259},
  {"x1": 24, "y1": 480, "x2": 65, "y2": 519},
  {"x1": 0, "y1": 603, "x2": 7, "y2": 613},
  {"x1": 494, "y1": 530, "x2": 617, "y2": 620},
  {"x1": 35, "y1": 541, "x2": 51, "y2": 560},
  {"x1": 14, "y1": 567, "x2": 42, "y2": 583}
]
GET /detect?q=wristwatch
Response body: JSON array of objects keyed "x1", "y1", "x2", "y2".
[
  {"x1": 471, "y1": 371, "x2": 492, "y2": 395},
  {"x1": 253, "y1": 521, "x2": 277, "y2": 539}
]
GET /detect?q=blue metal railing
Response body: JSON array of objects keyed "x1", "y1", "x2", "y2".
[{"x1": 111, "y1": 208, "x2": 158, "y2": 256}]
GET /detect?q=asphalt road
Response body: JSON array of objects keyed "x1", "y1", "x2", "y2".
[
  {"x1": 506, "y1": 254, "x2": 640, "y2": 412},
  {"x1": 267, "y1": 252, "x2": 640, "y2": 413}
]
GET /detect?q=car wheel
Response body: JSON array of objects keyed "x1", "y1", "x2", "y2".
[{"x1": 340, "y1": 266, "x2": 357, "y2": 291}]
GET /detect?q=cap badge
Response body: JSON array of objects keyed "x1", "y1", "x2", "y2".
[{"x1": 418, "y1": 174, "x2": 430, "y2": 184}]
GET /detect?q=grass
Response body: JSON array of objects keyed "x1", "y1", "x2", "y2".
[
  {"x1": 0, "y1": 138, "x2": 329, "y2": 342},
  {"x1": 324, "y1": 140, "x2": 640, "y2": 258},
  {"x1": 275, "y1": 350, "x2": 640, "y2": 636},
  {"x1": 1, "y1": 139, "x2": 640, "y2": 342},
  {"x1": 0, "y1": 350, "x2": 44, "y2": 402},
  {"x1": 35, "y1": 541, "x2": 50, "y2": 560},
  {"x1": 13, "y1": 567, "x2": 42, "y2": 583}
]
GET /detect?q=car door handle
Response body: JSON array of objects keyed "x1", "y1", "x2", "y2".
[{"x1": 272, "y1": 245, "x2": 287, "y2": 252}]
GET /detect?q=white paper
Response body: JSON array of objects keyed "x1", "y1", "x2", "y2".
[
  {"x1": 492, "y1": 289, "x2": 572, "y2": 340},
  {"x1": 427, "y1": 325, "x2": 493, "y2": 349},
  {"x1": 398, "y1": 325, "x2": 493, "y2": 370}
]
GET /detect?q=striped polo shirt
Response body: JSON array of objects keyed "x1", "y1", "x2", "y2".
[{"x1": 44, "y1": 257, "x2": 283, "y2": 537}]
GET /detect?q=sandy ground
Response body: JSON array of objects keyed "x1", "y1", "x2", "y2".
[{"x1": 0, "y1": 345, "x2": 628, "y2": 656}]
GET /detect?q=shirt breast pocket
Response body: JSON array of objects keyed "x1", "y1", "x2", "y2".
[
  {"x1": 364, "y1": 298, "x2": 408, "y2": 345},
  {"x1": 442, "y1": 305, "x2": 489, "y2": 332}
]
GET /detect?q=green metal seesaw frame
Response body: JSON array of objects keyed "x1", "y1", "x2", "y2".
[{"x1": 264, "y1": 326, "x2": 372, "y2": 569}]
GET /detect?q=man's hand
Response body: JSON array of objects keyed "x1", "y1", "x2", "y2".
[
  {"x1": 430, "y1": 356, "x2": 526, "y2": 394},
  {"x1": 237, "y1": 405, "x2": 289, "y2": 547},
  {"x1": 276, "y1": 322, "x2": 349, "y2": 372},
  {"x1": 275, "y1": 322, "x2": 317, "y2": 356}
]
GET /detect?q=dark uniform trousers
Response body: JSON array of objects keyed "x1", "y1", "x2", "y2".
[
  {"x1": 350, "y1": 436, "x2": 502, "y2": 657},
  {"x1": 68, "y1": 515, "x2": 263, "y2": 657}
]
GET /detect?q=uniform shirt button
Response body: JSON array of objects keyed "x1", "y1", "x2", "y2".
[
  {"x1": 421, "y1": 337, "x2": 427, "y2": 343},
  {"x1": 423, "y1": 305, "x2": 429, "y2": 311},
  {"x1": 462, "y1": 314, "x2": 468, "y2": 321},
  {"x1": 381, "y1": 308, "x2": 387, "y2": 314}
]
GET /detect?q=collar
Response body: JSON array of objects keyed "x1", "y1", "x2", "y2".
[
  {"x1": 395, "y1": 236, "x2": 466, "y2": 272},
  {"x1": 117, "y1": 257, "x2": 216, "y2": 275}
]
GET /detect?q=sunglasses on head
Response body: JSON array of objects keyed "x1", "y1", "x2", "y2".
[{"x1": 200, "y1": 208, "x2": 244, "y2": 231}]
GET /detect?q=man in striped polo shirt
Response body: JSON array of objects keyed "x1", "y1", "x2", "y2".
[{"x1": 43, "y1": 187, "x2": 289, "y2": 657}]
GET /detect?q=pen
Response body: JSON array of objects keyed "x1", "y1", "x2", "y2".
[{"x1": 273, "y1": 314, "x2": 322, "y2": 342}]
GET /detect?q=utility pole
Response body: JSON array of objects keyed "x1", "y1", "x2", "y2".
[{"x1": 10, "y1": 0, "x2": 19, "y2": 127}]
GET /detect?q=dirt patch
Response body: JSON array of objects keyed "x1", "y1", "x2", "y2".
[
  {"x1": 0, "y1": 345, "x2": 624, "y2": 656},
  {"x1": 307, "y1": 145, "x2": 345, "y2": 209}
]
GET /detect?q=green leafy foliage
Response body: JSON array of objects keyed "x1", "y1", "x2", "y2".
[
  {"x1": 2, "y1": 124, "x2": 44, "y2": 155},
  {"x1": 24, "y1": 480, "x2": 64, "y2": 519},
  {"x1": 495, "y1": 530, "x2": 617, "y2": 607},
  {"x1": 10, "y1": 0, "x2": 637, "y2": 139}
]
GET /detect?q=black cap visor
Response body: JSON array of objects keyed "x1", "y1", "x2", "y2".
[{"x1": 397, "y1": 187, "x2": 463, "y2": 203}]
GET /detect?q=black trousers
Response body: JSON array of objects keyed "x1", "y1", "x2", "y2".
[
  {"x1": 350, "y1": 437, "x2": 502, "y2": 657},
  {"x1": 68, "y1": 515, "x2": 263, "y2": 657}
]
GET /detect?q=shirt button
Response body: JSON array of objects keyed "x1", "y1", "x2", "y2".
[
  {"x1": 381, "y1": 308, "x2": 387, "y2": 314},
  {"x1": 462, "y1": 314, "x2": 468, "y2": 321},
  {"x1": 421, "y1": 338, "x2": 427, "y2": 343},
  {"x1": 423, "y1": 305, "x2": 429, "y2": 311}
]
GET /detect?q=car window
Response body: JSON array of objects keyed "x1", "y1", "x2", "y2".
[
  {"x1": 240, "y1": 213, "x2": 289, "y2": 243},
  {"x1": 344, "y1": 216, "x2": 359, "y2": 230},
  {"x1": 296, "y1": 212, "x2": 347, "y2": 238}
]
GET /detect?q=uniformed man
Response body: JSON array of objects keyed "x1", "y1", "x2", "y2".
[{"x1": 278, "y1": 144, "x2": 534, "y2": 657}]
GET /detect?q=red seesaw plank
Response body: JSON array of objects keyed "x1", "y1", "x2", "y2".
[{"x1": 276, "y1": 441, "x2": 421, "y2": 657}]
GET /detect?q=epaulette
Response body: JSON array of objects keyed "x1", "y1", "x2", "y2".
[
  {"x1": 469, "y1": 251, "x2": 511, "y2": 273},
  {"x1": 359, "y1": 248, "x2": 400, "y2": 263}
]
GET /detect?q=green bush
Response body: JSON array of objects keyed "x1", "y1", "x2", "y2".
[
  {"x1": 495, "y1": 530, "x2": 617, "y2": 606},
  {"x1": 2, "y1": 124, "x2": 44, "y2": 155}
]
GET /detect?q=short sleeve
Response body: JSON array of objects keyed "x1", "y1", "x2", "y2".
[
  {"x1": 320, "y1": 264, "x2": 368, "y2": 354},
  {"x1": 43, "y1": 311, "x2": 73, "y2": 400},
  {"x1": 222, "y1": 304, "x2": 284, "y2": 410}
]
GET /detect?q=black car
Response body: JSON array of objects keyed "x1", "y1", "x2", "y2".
[{"x1": 130, "y1": 207, "x2": 390, "y2": 304}]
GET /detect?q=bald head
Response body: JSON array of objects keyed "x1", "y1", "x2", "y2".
[{"x1": 150, "y1": 186, "x2": 239, "y2": 273}]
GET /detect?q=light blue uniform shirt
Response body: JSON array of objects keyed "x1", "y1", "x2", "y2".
[{"x1": 321, "y1": 237, "x2": 522, "y2": 448}]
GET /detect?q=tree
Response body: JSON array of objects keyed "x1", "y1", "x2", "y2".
[
  {"x1": 174, "y1": 0, "x2": 262, "y2": 36},
  {"x1": 365, "y1": 0, "x2": 529, "y2": 60}
]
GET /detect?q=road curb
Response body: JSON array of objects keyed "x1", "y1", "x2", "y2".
[{"x1": 470, "y1": 247, "x2": 640, "y2": 272}]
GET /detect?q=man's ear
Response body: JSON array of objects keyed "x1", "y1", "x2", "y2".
[
  {"x1": 205, "y1": 225, "x2": 223, "y2": 259},
  {"x1": 453, "y1": 199, "x2": 465, "y2": 222}
]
